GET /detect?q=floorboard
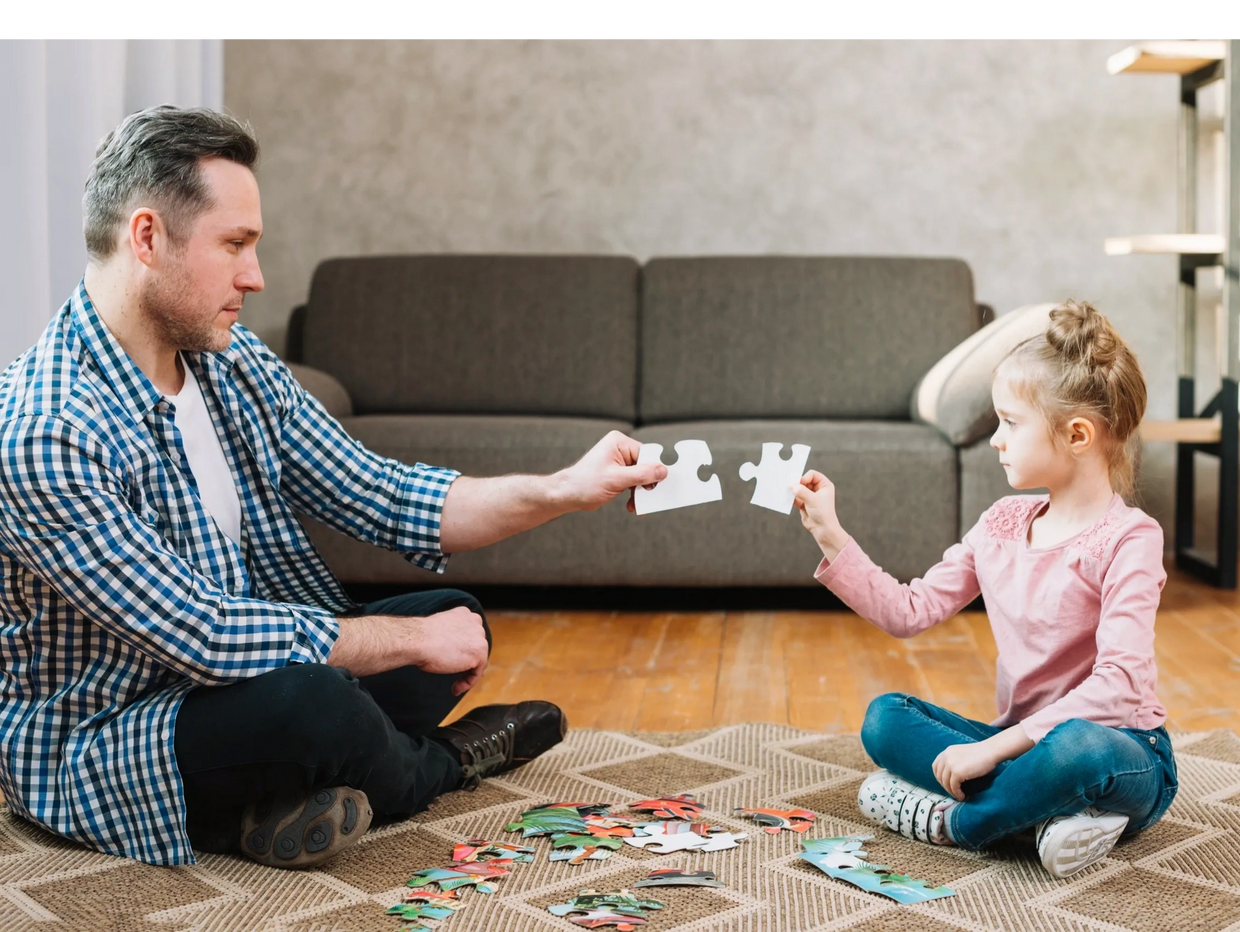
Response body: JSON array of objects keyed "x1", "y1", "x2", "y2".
[{"x1": 454, "y1": 562, "x2": 1240, "y2": 733}]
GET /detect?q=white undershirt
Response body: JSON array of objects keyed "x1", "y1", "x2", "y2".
[{"x1": 164, "y1": 355, "x2": 243, "y2": 546}]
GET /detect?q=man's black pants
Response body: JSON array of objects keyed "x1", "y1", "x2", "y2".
[{"x1": 174, "y1": 589, "x2": 489, "y2": 853}]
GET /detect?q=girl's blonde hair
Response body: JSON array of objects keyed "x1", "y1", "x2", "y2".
[{"x1": 999, "y1": 300, "x2": 1147, "y2": 501}]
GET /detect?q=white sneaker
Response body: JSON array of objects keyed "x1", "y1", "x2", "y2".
[
  {"x1": 857, "y1": 769, "x2": 953, "y2": 844},
  {"x1": 1035, "y1": 807, "x2": 1128, "y2": 878}
]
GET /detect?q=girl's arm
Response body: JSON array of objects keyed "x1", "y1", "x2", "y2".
[{"x1": 794, "y1": 471, "x2": 982, "y2": 638}]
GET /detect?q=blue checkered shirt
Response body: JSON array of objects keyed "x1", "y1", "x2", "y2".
[{"x1": 0, "y1": 283, "x2": 458, "y2": 865}]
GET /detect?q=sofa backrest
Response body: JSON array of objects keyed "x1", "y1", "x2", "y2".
[
  {"x1": 301, "y1": 255, "x2": 640, "y2": 419},
  {"x1": 639, "y1": 257, "x2": 977, "y2": 422}
]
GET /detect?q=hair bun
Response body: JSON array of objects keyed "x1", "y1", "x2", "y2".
[{"x1": 1046, "y1": 300, "x2": 1119, "y2": 369}]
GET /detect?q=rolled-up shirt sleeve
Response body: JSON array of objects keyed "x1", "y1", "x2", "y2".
[{"x1": 0, "y1": 413, "x2": 339, "y2": 685}]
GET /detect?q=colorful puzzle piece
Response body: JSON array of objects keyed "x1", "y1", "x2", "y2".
[
  {"x1": 536, "y1": 801, "x2": 616, "y2": 817},
  {"x1": 739, "y1": 442, "x2": 812, "y2": 514},
  {"x1": 387, "y1": 902, "x2": 457, "y2": 921},
  {"x1": 582, "y1": 816, "x2": 637, "y2": 838},
  {"x1": 734, "y1": 806, "x2": 816, "y2": 833},
  {"x1": 504, "y1": 805, "x2": 588, "y2": 837},
  {"x1": 548, "y1": 906, "x2": 649, "y2": 930},
  {"x1": 403, "y1": 888, "x2": 463, "y2": 905},
  {"x1": 800, "y1": 836, "x2": 956, "y2": 904},
  {"x1": 406, "y1": 861, "x2": 510, "y2": 893},
  {"x1": 550, "y1": 833, "x2": 625, "y2": 864},
  {"x1": 452, "y1": 839, "x2": 536, "y2": 862},
  {"x1": 633, "y1": 441, "x2": 723, "y2": 515},
  {"x1": 633, "y1": 868, "x2": 725, "y2": 888},
  {"x1": 629, "y1": 794, "x2": 705, "y2": 820}
]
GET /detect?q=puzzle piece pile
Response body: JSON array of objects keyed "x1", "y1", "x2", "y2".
[
  {"x1": 635, "y1": 441, "x2": 813, "y2": 516},
  {"x1": 386, "y1": 838, "x2": 536, "y2": 930},
  {"x1": 503, "y1": 795, "x2": 748, "y2": 863}
]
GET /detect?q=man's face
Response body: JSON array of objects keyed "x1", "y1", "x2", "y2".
[{"x1": 140, "y1": 157, "x2": 264, "y2": 353}]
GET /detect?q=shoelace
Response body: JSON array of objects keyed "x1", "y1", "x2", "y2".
[{"x1": 459, "y1": 722, "x2": 516, "y2": 789}]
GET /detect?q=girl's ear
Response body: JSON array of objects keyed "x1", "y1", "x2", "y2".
[{"x1": 1066, "y1": 416, "x2": 1096, "y2": 455}]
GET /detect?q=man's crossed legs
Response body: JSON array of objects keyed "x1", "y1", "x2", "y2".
[{"x1": 175, "y1": 589, "x2": 565, "y2": 867}]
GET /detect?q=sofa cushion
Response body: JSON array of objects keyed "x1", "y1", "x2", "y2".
[
  {"x1": 287, "y1": 363, "x2": 353, "y2": 418},
  {"x1": 301, "y1": 256, "x2": 640, "y2": 419},
  {"x1": 912, "y1": 303, "x2": 1056, "y2": 446},
  {"x1": 639, "y1": 257, "x2": 977, "y2": 422}
]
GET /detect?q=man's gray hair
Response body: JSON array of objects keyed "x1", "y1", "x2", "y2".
[{"x1": 83, "y1": 105, "x2": 260, "y2": 261}]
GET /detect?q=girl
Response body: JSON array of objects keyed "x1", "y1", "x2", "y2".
[{"x1": 793, "y1": 300, "x2": 1178, "y2": 878}]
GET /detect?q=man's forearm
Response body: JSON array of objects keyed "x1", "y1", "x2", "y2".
[
  {"x1": 327, "y1": 615, "x2": 415, "y2": 676},
  {"x1": 438, "y1": 473, "x2": 571, "y2": 553}
]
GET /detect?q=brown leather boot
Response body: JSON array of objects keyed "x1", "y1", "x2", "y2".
[
  {"x1": 434, "y1": 701, "x2": 567, "y2": 789},
  {"x1": 239, "y1": 786, "x2": 372, "y2": 868}
]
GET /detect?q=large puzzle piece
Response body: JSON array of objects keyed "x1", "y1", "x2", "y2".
[
  {"x1": 628, "y1": 794, "x2": 705, "y2": 820},
  {"x1": 623, "y1": 821, "x2": 746, "y2": 853},
  {"x1": 633, "y1": 868, "x2": 725, "y2": 888},
  {"x1": 504, "y1": 805, "x2": 588, "y2": 837},
  {"x1": 734, "y1": 806, "x2": 816, "y2": 833},
  {"x1": 452, "y1": 839, "x2": 535, "y2": 863},
  {"x1": 634, "y1": 441, "x2": 722, "y2": 515},
  {"x1": 800, "y1": 835, "x2": 956, "y2": 904},
  {"x1": 406, "y1": 861, "x2": 510, "y2": 893},
  {"x1": 738, "y1": 443, "x2": 812, "y2": 514},
  {"x1": 550, "y1": 833, "x2": 625, "y2": 864},
  {"x1": 547, "y1": 906, "x2": 649, "y2": 930}
]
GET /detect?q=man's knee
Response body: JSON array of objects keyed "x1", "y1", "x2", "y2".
[
  {"x1": 860, "y1": 693, "x2": 912, "y2": 766},
  {"x1": 263, "y1": 664, "x2": 388, "y2": 754}
]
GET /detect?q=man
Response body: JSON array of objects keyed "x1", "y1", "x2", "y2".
[{"x1": 0, "y1": 106, "x2": 666, "y2": 869}]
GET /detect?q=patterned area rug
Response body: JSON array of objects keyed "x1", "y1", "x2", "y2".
[{"x1": 2, "y1": 725, "x2": 1239, "y2": 932}]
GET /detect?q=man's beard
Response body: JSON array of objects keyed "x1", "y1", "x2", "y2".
[{"x1": 139, "y1": 262, "x2": 235, "y2": 353}]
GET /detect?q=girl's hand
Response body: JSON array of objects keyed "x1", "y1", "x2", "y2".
[
  {"x1": 932, "y1": 742, "x2": 1000, "y2": 800},
  {"x1": 793, "y1": 470, "x2": 850, "y2": 561}
]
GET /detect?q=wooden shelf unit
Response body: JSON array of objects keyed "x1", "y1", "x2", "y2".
[
  {"x1": 1107, "y1": 40, "x2": 1240, "y2": 588},
  {"x1": 1107, "y1": 41, "x2": 1226, "y2": 76}
]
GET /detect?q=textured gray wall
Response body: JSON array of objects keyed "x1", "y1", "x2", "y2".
[{"x1": 225, "y1": 40, "x2": 1203, "y2": 543}]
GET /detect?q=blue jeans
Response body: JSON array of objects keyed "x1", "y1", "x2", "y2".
[{"x1": 860, "y1": 693, "x2": 1179, "y2": 851}]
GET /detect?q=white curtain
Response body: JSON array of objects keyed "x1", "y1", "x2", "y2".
[{"x1": 0, "y1": 40, "x2": 223, "y2": 369}]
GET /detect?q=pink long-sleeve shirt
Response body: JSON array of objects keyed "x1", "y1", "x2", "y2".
[{"x1": 815, "y1": 493, "x2": 1168, "y2": 741}]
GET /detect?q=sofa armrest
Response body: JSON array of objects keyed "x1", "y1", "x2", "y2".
[{"x1": 287, "y1": 363, "x2": 354, "y2": 418}]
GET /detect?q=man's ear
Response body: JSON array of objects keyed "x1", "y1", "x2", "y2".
[
  {"x1": 128, "y1": 208, "x2": 166, "y2": 268},
  {"x1": 1066, "y1": 416, "x2": 1096, "y2": 455}
]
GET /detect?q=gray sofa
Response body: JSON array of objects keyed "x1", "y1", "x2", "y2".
[{"x1": 285, "y1": 255, "x2": 1014, "y2": 586}]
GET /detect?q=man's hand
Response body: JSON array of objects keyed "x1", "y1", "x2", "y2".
[
  {"x1": 405, "y1": 606, "x2": 490, "y2": 696},
  {"x1": 329, "y1": 606, "x2": 488, "y2": 693},
  {"x1": 552, "y1": 430, "x2": 668, "y2": 514},
  {"x1": 792, "y1": 470, "x2": 850, "y2": 560},
  {"x1": 932, "y1": 742, "x2": 1000, "y2": 800}
]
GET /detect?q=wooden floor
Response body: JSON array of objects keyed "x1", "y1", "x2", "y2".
[{"x1": 455, "y1": 561, "x2": 1240, "y2": 734}]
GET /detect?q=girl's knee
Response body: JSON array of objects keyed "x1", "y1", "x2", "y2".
[{"x1": 860, "y1": 693, "x2": 912, "y2": 764}]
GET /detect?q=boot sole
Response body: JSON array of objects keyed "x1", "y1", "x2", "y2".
[{"x1": 241, "y1": 787, "x2": 373, "y2": 869}]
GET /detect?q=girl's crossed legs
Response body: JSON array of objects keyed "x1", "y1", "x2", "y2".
[{"x1": 860, "y1": 693, "x2": 1177, "y2": 850}]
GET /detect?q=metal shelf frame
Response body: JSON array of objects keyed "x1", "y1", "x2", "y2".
[{"x1": 1167, "y1": 44, "x2": 1239, "y2": 587}]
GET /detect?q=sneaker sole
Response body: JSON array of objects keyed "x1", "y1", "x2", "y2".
[
  {"x1": 241, "y1": 787, "x2": 373, "y2": 869},
  {"x1": 1043, "y1": 820, "x2": 1126, "y2": 878}
]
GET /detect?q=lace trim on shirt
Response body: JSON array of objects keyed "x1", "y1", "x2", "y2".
[
  {"x1": 1073, "y1": 511, "x2": 1118, "y2": 560},
  {"x1": 983, "y1": 496, "x2": 1045, "y2": 541}
]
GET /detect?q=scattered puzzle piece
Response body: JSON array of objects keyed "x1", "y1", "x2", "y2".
[
  {"x1": 624, "y1": 821, "x2": 746, "y2": 854},
  {"x1": 629, "y1": 794, "x2": 705, "y2": 820},
  {"x1": 800, "y1": 836, "x2": 956, "y2": 904},
  {"x1": 505, "y1": 805, "x2": 588, "y2": 837},
  {"x1": 537, "y1": 801, "x2": 617, "y2": 817},
  {"x1": 581, "y1": 816, "x2": 636, "y2": 838},
  {"x1": 557, "y1": 889, "x2": 665, "y2": 913},
  {"x1": 387, "y1": 902, "x2": 457, "y2": 921},
  {"x1": 550, "y1": 833, "x2": 625, "y2": 864},
  {"x1": 406, "y1": 862, "x2": 510, "y2": 893},
  {"x1": 452, "y1": 839, "x2": 536, "y2": 863},
  {"x1": 403, "y1": 888, "x2": 464, "y2": 905},
  {"x1": 734, "y1": 806, "x2": 816, "y2": 833},
  {"x1": 633, "y1": 868, "x2": 725, "y2": 888},
  {"x1": 548, "y1": 906, "x2": 648, "y2": 930},
  {"x1": 738, "y1": 442, "x2": 812, "y2": 514},
  {"x1": 633, "y1": 441, "x2": 722, "y2": 515}
]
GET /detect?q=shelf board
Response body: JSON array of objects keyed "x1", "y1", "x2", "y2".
[
  {"x1": 1140, "y1": 419, "x2": 1222, "y2": 443},
  {"x1": 1107, "y1": 41, "x2": 1226, "y2": 75},
  {"x1": 1104, "y1": 234, "x2": 1224, "y2": 256}
]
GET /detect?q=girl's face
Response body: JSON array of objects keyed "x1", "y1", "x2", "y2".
[{"x1": 989, "y1": 373, "x2": 1065, "y2": 490}]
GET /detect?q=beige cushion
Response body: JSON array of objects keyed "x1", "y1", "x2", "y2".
[
  {"x1": 911, "y1": 303, "x2": 1056, "y2": 446},
  {"x1": 287, "y1": 363, "x2": 354, "y2": 418}
]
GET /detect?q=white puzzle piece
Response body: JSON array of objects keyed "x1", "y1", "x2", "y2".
[
  {"x1": 634, "y1": 441, "x2": 723, "y2": 516},
  {"x1": 738, "y1": 443, "x2": 812, "y2": 514},
  {"x1": 623, "y1": 822, "x2": 747, "y2": 854}
]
